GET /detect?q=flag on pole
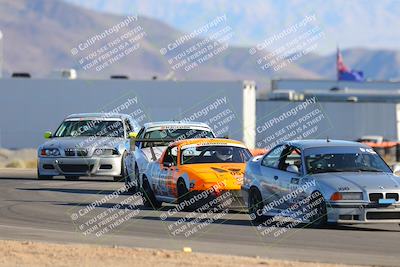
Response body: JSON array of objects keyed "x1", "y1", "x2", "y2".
[{"x1": 337, "y1": 47, "x2": 364, "y2": 81}]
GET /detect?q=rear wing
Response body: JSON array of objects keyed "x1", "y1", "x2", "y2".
[
  {"x1": 130, "y1": 138, "x2": 177, "y2": 161},
  {"x1": 131, "y1": 138, "x2": 177, "y2": 143}
]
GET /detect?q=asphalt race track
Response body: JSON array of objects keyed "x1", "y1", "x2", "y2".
[{"x1": 0, "y1": 169, "x2": 399, "y2": 266}]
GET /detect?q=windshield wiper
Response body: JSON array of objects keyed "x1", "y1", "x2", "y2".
[
  {"x1": 356, "y1": 167, "x2": 383, "y2": 172},
  {"x1": 309, "y1": 169, "x2": 344, "y2": 174}
]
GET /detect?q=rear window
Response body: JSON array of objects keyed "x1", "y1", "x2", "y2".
[{"x1": 181, "y1": 145, "x2": 252, "y2": 164}]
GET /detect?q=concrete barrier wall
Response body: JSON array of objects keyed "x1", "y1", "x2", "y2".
[
  {"x1": 256, "y1": 100, "x2": 398, "y2": 148},
  {"x1": 0, "y1": 79, "x2": 255, "y2": 149}
]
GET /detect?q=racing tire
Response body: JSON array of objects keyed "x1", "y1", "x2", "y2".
[
  {"x1": 141, "y1": 176, "x2": 162, "y2": 209},
  {"x1": 114, "y1": 152, "x2": 127, "y2": 182},
  {"x1": 177, "y1": 179, "x2": 193, "y2": 211},
  {"x1": 133, "y1": 165, "x2": 140, "y2": 192},
  {"x1": 37, "y1": 169, "x2": 53, "y2": 180},
  {"x1": 308, "y1": 191, "x2": 327, "y2": 227},
  {"x1": 65, "y1": 176, "x2": 79, "y2": 181},
  {"x1": 248, "y1": 187, "x2": 266, "y2": 223},
  {"x1": 124, "y1": 164, "x2": 137, "y2": 194}
]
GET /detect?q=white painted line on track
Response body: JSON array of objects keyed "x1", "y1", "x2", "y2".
[{"x1": 0, "y1": 223, "x2": 75, "y2": 234}]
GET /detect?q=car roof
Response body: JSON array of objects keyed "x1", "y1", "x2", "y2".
[
  {"x1": 66, "y1": 113, "x2": 130, "y2": 120},
  {"x1": 282, "y1": 139, "x2": 370, "y2": 150},
  {"x1": 171, "y1": 138, "x2": 246, "y2": 148},
  {"x1": 143, "y1": 121, "x2": 212, "y2": 129}
]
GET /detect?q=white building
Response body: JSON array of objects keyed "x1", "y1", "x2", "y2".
[
  {"x1": 258, "y1": 79, "x2": 400, "y2": 148},
  {"x1": 0, "y1": 79, "x2": 256, "y2": 149},
  {"x1": 0, "y1": 30, "x2": 3, "y2": 78}
]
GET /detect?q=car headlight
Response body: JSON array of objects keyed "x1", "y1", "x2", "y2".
[
  {"x1": 331, "y1": 192, "x2": 363, "y2": 201},
  {"x1": 40, "y1": 148, "x2": 60, "y2": 157},
  {"x1": 93, "y1": 148, "x2": 119, "y2": 156}
]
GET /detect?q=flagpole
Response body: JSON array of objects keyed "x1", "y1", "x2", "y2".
[
  {"x1": 336, "y1": 45, "x2": 339, "y2": 88},
  {"x1": 336, "y1": 45, "x2": 339, "y2": 82}
]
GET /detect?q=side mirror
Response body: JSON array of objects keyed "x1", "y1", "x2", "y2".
[
  {"x1": 163, "y1": 162, "x2": 174, "y2": 168},
  {"x1": 128, "y1": 132, "x2": 138, "y2": 138},
  {"x1": 393, "y1": 164, "x2": 400, "y2": 175},
  {"x1": 44, "y1": 131, "x2": 52, "y2": 139},
  {"x1": 286, "y1": 165, "x2": 299, "y2": 174}
]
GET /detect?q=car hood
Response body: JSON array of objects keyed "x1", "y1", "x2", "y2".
[
  {"x1": 183, "y1": 163, "x2": 245, "y2": 174},
  {"x1": 182, "y1": 163, "x2": 245, "y2": 187},
  {"x1": 40, "y1": 137, "x2": 124, "y2": 150},
  {"x1": 311, "y1": 172, "x2": 400, "y2": 191}
]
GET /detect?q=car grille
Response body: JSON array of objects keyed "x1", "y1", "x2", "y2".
[
  {"x1": 369, "y1": 193, "x2": 383, "y2": 202},
  {"x1": 369, "y1": 193, "x2": 399, "y2": 202},
  {"x1": 65, "y1": 150, "x2": 75, "y2": 156},
  {"x1": 77, "y1": 149, "x2": 88, "y2": 157},
  {"x1": 366, "y1": 212, "x2": 400, "y2": 220},
  {"x1": 59, "y1": 164, "x2": 93, "y2": 173},
  {"x1": 64, "y1": 149, "x2": 88, "y2": 157},
  {"x1": 386, "y1": 193, "x2": 399, "y2": 201}
]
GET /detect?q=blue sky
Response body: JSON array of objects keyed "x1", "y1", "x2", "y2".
[{"x1": 65, "y1": 0, "x2": 400, "y2": 54}]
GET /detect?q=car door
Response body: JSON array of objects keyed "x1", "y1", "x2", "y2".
[
  {"x1": 153, "y1": 146, "x2": 177, "y2": 197},
  {"x1": 274, "y1": 145, "x2": 303, "y2": 210},
  {"x1": 259, "y1": 145, "x2": 286, "y2": 211}
]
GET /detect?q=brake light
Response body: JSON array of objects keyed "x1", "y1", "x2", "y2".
[{"x1": 40, "y1": 149, "x2": 47, "y2": 156}]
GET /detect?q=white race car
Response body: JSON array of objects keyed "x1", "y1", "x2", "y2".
[{"x1": 124, "y1": 121, "x2": 215, "y2": 192}]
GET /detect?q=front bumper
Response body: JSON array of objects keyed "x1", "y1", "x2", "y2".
[
  {"x1": 327, "y1": 202, "x2": 400, "y2": 224},
  {"x1": 38, "y1": 156, "x2": 122, "y2": 177},
  {"x1": 241, "y1": 186, "x2": 400, "y2": 224},
  {"x1": 188, "y1": 189, "x2": 245, "y2": 210}
]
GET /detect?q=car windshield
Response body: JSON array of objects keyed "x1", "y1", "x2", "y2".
[
  {"x1": 181, "y1": 145, "x2": 252, "y2": 164},
  {"x1": 142, "y1": 128, "x2": 214, "y2": 148},
  {"x1": 305, "y1": 151, "x2": 391, "y2": 174},
  {"x1": 54, "y1": 120, "x2": 124, "y2": 138}
]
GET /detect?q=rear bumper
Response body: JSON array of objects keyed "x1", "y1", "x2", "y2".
[
  {"x1": 327, "y1": 202, "x2": 400, "y2": 224},
  {"x1": 38, "y1": 156, "x2": 122, "y2": 177}
]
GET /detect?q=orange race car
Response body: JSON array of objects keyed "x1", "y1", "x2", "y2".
[{"x1": 139, "y1": 138, "x2": 252, "y2": 211}]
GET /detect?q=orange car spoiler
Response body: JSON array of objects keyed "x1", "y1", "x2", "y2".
[
  {"x1": 360, "y1": 141, "x2": 399, "y2": 149},
  {"x1": 250, "y1": 148, "x2": 268, "y2": 157}
]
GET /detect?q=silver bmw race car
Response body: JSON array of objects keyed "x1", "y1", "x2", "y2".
[
  {"x1": 37, "y1": 113, "x2": 139, "y2": 181},
  {"x1": 242, "y1": 139, "x2": 400, "y2": 226}
]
